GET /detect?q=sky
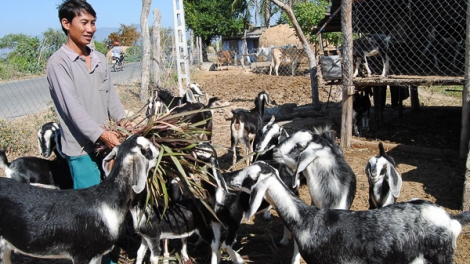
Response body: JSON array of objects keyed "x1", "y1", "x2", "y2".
[{"x1": 0, "y1": 0, "x2": 175, "y2": 39}]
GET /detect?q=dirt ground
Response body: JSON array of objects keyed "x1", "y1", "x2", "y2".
[
  {"x1": 6, "y1": 66, "x2": 470, "y2": 264},
  {"x1": 185, "y1": 67, "x2": 470, "y2": 264}
]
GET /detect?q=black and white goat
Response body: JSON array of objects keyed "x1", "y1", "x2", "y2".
[
  {"x1": 230, "y1": 91, "x2": 271, "y2": 166},
  {"x1": 226, "y1": 162, "x2": 470, "y2": 264},
  {"x1": 365, "y1": 142, "x2": 402, "y2": 209},
  {"x1": 0, "y1": 122, "x2": 72, "y2": 189},
  {"x1": 353, "y1": 34, "x2": 391, "y2": 77},
  {"x1": 192, "y1": 142, "x2": 253, "y2": 264},
  {"x1": 272, "y1": 126, "x2": 356, "y2": 264},
  {"x1": 0, "y1": 135, "x2": 158, "y2": 264},
  {"x1": 130, "y1": 191, "x2": 216, "y2": 264},
  {"x1": 147, "y1": 89, "x2": 219, "y2": 141}
]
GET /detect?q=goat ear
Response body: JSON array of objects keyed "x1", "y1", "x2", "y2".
[
  {"x1": 102, "y1": 147, "x2": 119, "y2": 177},
  {"x1": 387, "y1": 165, "x2": 402, "y2": 198},
  {"x1": 246, "y1": 176, "x2": 270, "y2": 219},
  {"x1": 131, "y1": 152, "x2": 149, "y2": 194},
  {"x1": 292, "y1": 146, "x2": 318, "y2": 188}
]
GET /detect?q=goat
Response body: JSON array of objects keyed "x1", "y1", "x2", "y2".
[
  {"x1": 129, "y1": 141, "x2": 232, "y2": 264},
  {"x1": 272, "y1": 126, "x2": 356, "y2": 264},
  {"x1": 352, "y1": 88, "x2": 372, "y2": 137},
  {"x1": 353, "y1": 34, "x2": 391, "y2": 77},
  {"x1": 230, "y1": 91, "x2": 271, "y2": 166},
  {"x1": 0, "y1": 135, "x2": 158, "y2": 264},
  {"x1": 147, "y1": 89, "x2": 219, "y2": 141},
  {"x1": 193, "y1": 142, "x2": 299, "y2": 264},
  {"x1": 130, "y1": 191, "x2": 216, "y2": 264},
  {"x1": 226, "y1": 162, "x2": 470, "y2": 264},
  {"x1": 146, "y1": 87, "x2": 200, "y2": 118},
  {"x1": 0, "y1": 122, "x2": 72, "y2": 189},
  {"x1": 365, "y1": 142, "x2": 402, "y2": 209}
]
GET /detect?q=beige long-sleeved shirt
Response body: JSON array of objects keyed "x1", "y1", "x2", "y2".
[{"x1": 47, "y1": 45, "x2": 125, "y2": 156}]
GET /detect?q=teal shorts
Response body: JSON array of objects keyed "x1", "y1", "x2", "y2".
[{"x1": 66, "y1": 154, "x2": 102, "y2": 189}]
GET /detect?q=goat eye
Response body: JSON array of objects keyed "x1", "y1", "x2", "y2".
[
  {"x1": 141, "y1": 147, "x2": 149, "y2": 156},
  {"x1": 380, "y1": 165, "x2": 387, "y2": 175}
]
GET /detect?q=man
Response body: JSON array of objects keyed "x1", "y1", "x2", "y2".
[
  {"x1": 111, "y1": 41, "x2": 124, "y2": 67},
  {"x1": 47, "y1": 2, "x2": 127, "y2": 263},
  {"x1": 47, "y1": 1, "x2": 126, "y2": 190}
]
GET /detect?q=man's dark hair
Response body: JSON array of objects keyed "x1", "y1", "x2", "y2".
[{"x1": 58, "y1": 0, "x2": 97, "y2": 35}]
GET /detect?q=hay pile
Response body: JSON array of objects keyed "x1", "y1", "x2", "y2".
[{"x1": 258, "y1": 24, "x2": 302, "y2": 47}]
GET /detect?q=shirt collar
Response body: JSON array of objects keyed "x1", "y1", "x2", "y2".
[{"x1": 61, "y1": 44, "x2": 101, "y2": 63}]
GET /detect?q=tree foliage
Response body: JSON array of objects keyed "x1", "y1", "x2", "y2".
[
  {"x1": 277, "y1": 0, "x2": 341, "y2": 46},
  {"x1": 106, "y1": 24, "x2": 141, "y2": 49},
  {"x1": 184, "y1": 0, "x2": 249, "y2": 45},
  {"x1": 0, "y1": 29, "x2": 67, "y2": 78}
]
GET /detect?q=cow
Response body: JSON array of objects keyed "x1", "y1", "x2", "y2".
[
  {"x1": 271, "y1": 46, "x2": 307, "y2": 76},
  {"x1": 256, "y1": 45, "x2": 306, "y2": 76},
  {"x1": 216, "y1": 50, "x2": 233, "y2": 70}
]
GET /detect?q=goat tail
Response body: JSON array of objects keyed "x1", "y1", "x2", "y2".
[
  {"x1": 453, "y1": 211, "x2": 470, "y2": 226},
  {"x1": 0, "y1": 149, "x2": 10, "y2": 171},
  {"x1": 313, "y1": 125, "x2": 336, "y2": 143}
]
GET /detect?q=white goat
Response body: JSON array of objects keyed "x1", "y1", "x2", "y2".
[
  {"x1": 365, "y1": 142, "x2": 402, "y2": 209},
  {"x1": 227, "y1": 161, "x2": 470, "y2": 264},
  {"x1": 0, "y1": 135, "x2": 158, "y2": 264},
  {"x1": 272, "y1": 126, "x2": 356, "y2": 264}
]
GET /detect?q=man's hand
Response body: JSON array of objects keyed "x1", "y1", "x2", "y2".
[{"x1": 99, "y1": 130, "x2": 120, "y2": 149}]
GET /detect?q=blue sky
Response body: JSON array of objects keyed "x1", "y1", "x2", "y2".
[{"x1": 0, "y1": 0, "x2": 175, "y2": 38}]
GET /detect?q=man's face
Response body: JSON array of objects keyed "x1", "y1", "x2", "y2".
[{"x1": 62, "y1": 11, "x2": 96, "y2": 47}]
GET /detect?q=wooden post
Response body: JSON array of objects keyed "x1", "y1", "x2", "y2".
[
  {"x1": 151, "y1": 8, "x2": 161, "y2": 86},
  {"x1": 140, "y1": 0, "x2": 151, "y2": 103},
  {"x1": 460, "y1": 0, "x2": 470, "y2": 210},
  {"x1": 340, "y1": 0, "x2": 354, "y2": 148}
]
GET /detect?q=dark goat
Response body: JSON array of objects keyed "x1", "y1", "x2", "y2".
[
  {"x1": 0, "y1": 122, "x2": 72, "y2": 189},
  {"x1": 0, "y1": 135, "x2": 158, "y2": 264},
  {"x1": 352, "y1": 88, "x2": 372, "y2": 137},
  {"x1": 130, "y1": 191, "x2": 216, "y2": 264},
  {"x1": 353, "y1": 34, "x2": 391, "y2": 77},
  {"x1": 230, "y1": 91, "x2": 271, "y2": 166}
]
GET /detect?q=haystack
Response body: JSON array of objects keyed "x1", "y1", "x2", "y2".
[{"x1": 258, "y1": 24, "x2": 302, "y2": 47}]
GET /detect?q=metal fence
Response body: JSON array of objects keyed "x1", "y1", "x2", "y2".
[{"x1": 350, "y1": 0, "x2": 467, "y2": 77}]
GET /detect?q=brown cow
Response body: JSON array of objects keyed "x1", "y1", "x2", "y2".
[{"x1": 216, "y1": 50, "x2": 233, "y2": 70}]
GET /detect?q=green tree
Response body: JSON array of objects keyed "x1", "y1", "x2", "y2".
[
  {"x1": 185, "y1": 0, "x2": 248, "y2": 46},
  {"x1": 0, "y1": 33, "x2": 31, "y2": 49},
  {"x1": 277, "y1": 0, "x2": 341, "y2": 45}
]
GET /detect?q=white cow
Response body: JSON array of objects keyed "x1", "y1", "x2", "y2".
[{"x1": 256, "y1": 45, "x2": 305, "y2": 76}]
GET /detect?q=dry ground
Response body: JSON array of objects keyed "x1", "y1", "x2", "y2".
[{"x1": 4, "y1": 66, "x2": 470, "y2": 264}]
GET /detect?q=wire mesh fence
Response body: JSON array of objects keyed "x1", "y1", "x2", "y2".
[{"x1": 351, "y1": 0, "x2": 467, "y2": 77}]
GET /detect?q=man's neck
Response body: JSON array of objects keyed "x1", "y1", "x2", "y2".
[{"x1": 66, "y1": 40, "x2": 90, "y2": 57}]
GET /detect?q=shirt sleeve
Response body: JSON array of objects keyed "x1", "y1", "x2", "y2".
[{"x1": 47, "y1": 58, "x2": 105, "y2": 143}]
